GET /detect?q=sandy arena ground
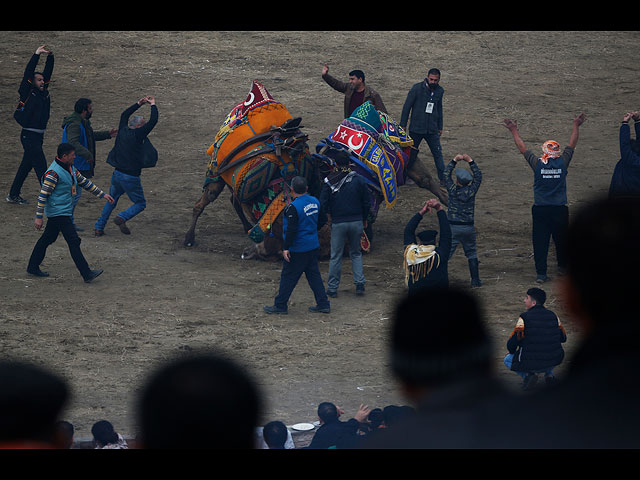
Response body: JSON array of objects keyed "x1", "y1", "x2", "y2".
[{"x1": 1, "y1": 31, "x2": 638, "y2": 444}]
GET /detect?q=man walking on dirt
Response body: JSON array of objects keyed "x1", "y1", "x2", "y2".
[
  {"x1": 322, "y1": 64, "x2": 387, "y2": 118},
  {"x1": 94, "y1": 96, "x2": 158, "y2": 236},
  {"x1": 264, "y1": 176, "x2": 331, "y2": 314},
  {"x1": 27, "y1": 142, "x2": 114, "y2": 283},
  {"x1": 61, "y1": 98, "x2": 117, "y2": 231},
  {"x1": 503, "y1": 113, "x2": 586, "y2": 284},
  {"x1": 7, "y1": 45, "x2": 54, "y2": 205}
]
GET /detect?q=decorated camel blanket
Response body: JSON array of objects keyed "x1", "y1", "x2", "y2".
[
  {"x1": 203, "y1": 81, "x2": 313, "y2": 243},
  {"x1": 315, "y1": 101, "x2": 413, "y2": 211}
]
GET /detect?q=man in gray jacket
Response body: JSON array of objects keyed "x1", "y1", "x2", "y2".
[{"x1": 400, "y1": 68, "x2": 445, "y2": 184}]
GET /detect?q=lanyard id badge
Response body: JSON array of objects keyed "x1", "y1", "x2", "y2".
[{"x1": 425, "y1": 102, "x2": 434, "y2": 114}]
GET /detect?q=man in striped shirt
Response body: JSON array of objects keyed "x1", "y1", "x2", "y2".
[{"x1": 27, "y1": 143, "x2": 114, "y2": 282}]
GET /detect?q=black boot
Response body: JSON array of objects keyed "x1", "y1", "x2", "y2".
[{"x1": 468, "y1": 258, "x2": 482, "y2": 287}]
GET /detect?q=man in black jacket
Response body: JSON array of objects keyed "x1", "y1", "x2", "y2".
[
  {"x1": 7, "y1": 45, "x2": 54, "y2": 205},
  {"x1": 504, "y1": 287, "x2": 567, "y2": 390},
  {"x1": 94, "y1": 96, "x2": 158, "y2": 236},
  {"x1": 306, "y1": 402, "x2": 370, "y2": 449},
  {"x1": 403, "y1": 197, "x2": 451, "y2": 294},
  {"x1": 319, "y1": 150, "x2": 371, "y2": 297}
]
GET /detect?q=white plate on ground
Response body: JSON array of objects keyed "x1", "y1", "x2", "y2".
[{"x1": 291, "y1": 423, "x2": 315, "y2": 431}]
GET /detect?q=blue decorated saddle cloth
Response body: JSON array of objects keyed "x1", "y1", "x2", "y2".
[{"x1": 315, "y1": 101, "x2": 412, "y2": 209}]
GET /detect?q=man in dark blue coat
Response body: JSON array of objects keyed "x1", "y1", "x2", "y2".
[
  {"x1": 264, "y1": 176, "x2": 330, "y2": 314},
  {"x1": 609, "y1": 111, "x2": 640, "y2": 199},
  {"x1": 504, "y1": 287, "x2": 567, "y2": 390}
]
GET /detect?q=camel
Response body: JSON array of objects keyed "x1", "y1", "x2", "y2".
[{"x1": 183, "y1": 84, "x2": 447, "y2": 261}]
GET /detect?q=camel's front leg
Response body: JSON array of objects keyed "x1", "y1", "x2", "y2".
[{"x1": 183, "y1": 179, "x2": 226, "y2": 247}]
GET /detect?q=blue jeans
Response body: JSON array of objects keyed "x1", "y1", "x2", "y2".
[
  {"x1": 95, "y1": 170, "x2": 146, "y2": 231},
  {"x1": 409, "y1": 131, "x2": 445, "y2": 182},
  {"x1": 327, "y1": 220, "x2": 365, "y2": 292},
  {"x1": 504, "y1": 353, "x2": 554, "y2": 379}
]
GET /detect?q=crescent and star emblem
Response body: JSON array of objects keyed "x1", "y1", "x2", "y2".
[{"x1": 348, "y1": 132, "x2": 364, "y2": 151}]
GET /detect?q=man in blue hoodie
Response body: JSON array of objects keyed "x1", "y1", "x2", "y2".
[{"x1": 264, "y1": 176, "x2": 330, "y2": 314}]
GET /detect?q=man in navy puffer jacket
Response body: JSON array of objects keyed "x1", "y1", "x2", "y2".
[{"x1": 504, "y1": 287, "x2": 567, "y2": 390}]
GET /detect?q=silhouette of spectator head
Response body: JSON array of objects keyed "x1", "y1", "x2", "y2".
[
  {"x1": 55, "y1": 420, "x2": 75, "y2": 449},
  {"x1": 0, "y1": 361, "x2": 69, "y2": 447},
  {"x1": 137, "y1": 351, "x2": 261, "y2": 449},
  {"x1": 262, "y1": 421, "x2": 288, "y2": 449},
  {"x1": 382, "y1": 405, "x2": 403, "y2": 427},
  {"x1": 561, "y1": 196, "x2": 640, "y2": 331},
  {"x1": 91, "y1": 420, "x2": 120, "y2": 448},
  {"x1": 390, "y1": 287, "x2": 493, "y2": 402},
  {"x1": 368, "y1": 408, "x2": 384, "y2": 429},
  {"x1": 317, "y1": 401, "x2": 340, "y2": 425}
]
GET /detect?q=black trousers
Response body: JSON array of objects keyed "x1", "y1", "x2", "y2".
[
  {"x1": 274, "y1": 249, "x2": 330, "y2": 311},
  {"x1": 9, "y1": 130, "x2": 47, "y2": 198},
  {"x1": 28, "y1": 216, "x2": 91, "y2": 278},
  {"x1": 531, "y1": 205, "x2": 568, "y2": 275}
]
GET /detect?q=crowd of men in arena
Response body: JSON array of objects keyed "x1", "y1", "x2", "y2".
[{"x1": 3, "y1": 44, "x2": 640, "y2": 449}]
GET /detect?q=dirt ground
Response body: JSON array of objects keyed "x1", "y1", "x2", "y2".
[{"x1": 1, "y1": 31, "x2": 638, "y2": 444}]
